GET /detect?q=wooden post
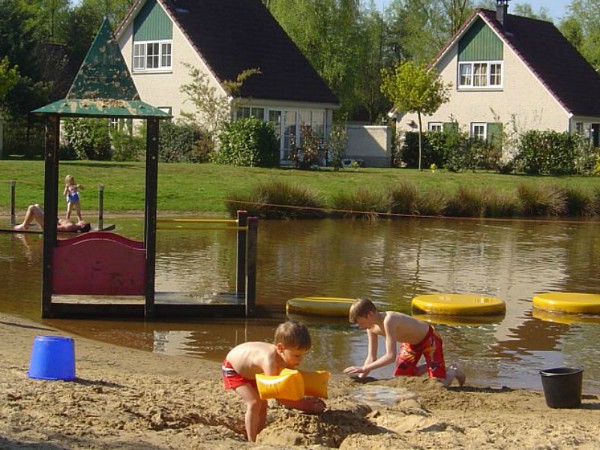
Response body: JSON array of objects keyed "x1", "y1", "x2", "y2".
[
  {"x1": 236, "y1": 210, "x2": 248, "y2": 296},
  {"x1": 42, "y1": 115, "x2": 60, "y2": 318},
  {"x1": 9, "y1": 180, "x2": 16, "y2": 225},
  {"x1": 98, "y1": 184, "x2": 104, "y2": 230},
  {"x1": 245, "y1": 216, "x2": 257, "y2": 317},
  {"x1": 144, "y1": 118, "x2": 159, "y2": 318}
]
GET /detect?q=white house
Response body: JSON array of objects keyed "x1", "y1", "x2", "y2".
[
  {"x1": 115, "y1": 0, "x2": 340, "y2": 163},
  {"x1": 394, "y1": 0, "x2": 600, "y2": 149}
]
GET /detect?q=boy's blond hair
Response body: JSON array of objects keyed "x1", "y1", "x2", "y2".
[
  {"x1": 274, "y1": 320, "x2": 311, "y2": 350},
  {"x1": 349, "y1": 298, "x2": 377, "y2": 323}
]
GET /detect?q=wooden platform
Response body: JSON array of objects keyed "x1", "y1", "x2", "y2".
[{"x1": 50, "y1": 291, "x2": 248, "y2": 318}]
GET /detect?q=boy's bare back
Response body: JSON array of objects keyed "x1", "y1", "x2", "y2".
[
  {"x1": 225, "y1": 342, "x2": 281, "y2": 379},
  {"x1": 374, "y1": 311, "x2": 430, "y2": 344}
]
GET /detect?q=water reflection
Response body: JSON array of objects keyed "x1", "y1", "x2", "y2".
[{"x1": 1, "y1": 217, "x2": 599, "y2": 393}]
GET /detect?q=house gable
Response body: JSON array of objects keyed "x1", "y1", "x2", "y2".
[
  {"x1": 458, "y1": 19, "x2": 503, "y2": 62},
  {"x1": 134, "y1": 0, "x2": 172, "y2": 41}
]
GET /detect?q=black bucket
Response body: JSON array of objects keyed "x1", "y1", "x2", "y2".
[{"x1": 540, "y1": 367, "x2": 583, "y2": 408}]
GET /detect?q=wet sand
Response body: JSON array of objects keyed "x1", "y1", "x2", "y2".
[{"x1": 1, "y1": 312, "x2": 599, "y2": 449}]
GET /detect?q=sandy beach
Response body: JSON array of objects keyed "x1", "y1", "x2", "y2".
[{"x1": 1, "y1": 312, "x2": 599, "y2": 449}]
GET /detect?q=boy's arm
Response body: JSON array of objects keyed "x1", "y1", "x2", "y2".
[
  {"x1": 344, "y1": 316, "x2": 398, "y2": 375},
  {"x1": 343, "y1": 329, "x2": 378, "y2": 377}
]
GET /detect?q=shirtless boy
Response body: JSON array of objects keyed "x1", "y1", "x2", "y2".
[
  {"x1": 222, "y1": 320, "x2": 325, "y2": 441},
  {"x1": 343, "y1": 298, "x2": 465, "y2": 387}
]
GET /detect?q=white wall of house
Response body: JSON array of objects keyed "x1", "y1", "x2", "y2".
[
  {"x1": 118, "y1": 21, "x2": 224, "y2": 119},
  {"x1": 397, "y1": 40, "x2": 570, "y2": 136},
  {"x1": 345, "y1": 125, "x2": 391, "y2": 168}
]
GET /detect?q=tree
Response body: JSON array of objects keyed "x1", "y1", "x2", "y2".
[
  {"x1": 381, "y1": 61, "x2": 450, "y2": 170},
  {"x1": 560, "y1": 0, "x2": 600, "y2": 71},
  {"x1": 386, "y1": 0, "x2": 475, "y2": 64},
  {"x1": 0, "y1": 58, "x2": 20, "y2": 105},
  {"x1": 180, "y1": 65, "x2": 261, "y2": 143},
  {"x1": 268, "y1": 0, "x2": 363, "y2": 119}
]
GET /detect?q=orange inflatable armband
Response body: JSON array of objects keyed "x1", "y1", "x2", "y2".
[
  {"x1": 256, "y1": 369, "x2": 304, "y2": 401},
  {"x1": 281, "y1": 368, "x2": 330, "y2": 399}
]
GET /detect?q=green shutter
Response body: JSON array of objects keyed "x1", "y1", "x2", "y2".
[
  {"x1": 443, "y1": 122, "x2": 459, "y2": 133},
  {"x1": 487, "y1": 122, "x2": 503, "y2": 145},
  {"x1": 134, "y1": 0, "x2": 173, "y2": 41},
  {"x1": 458, "y1": 19, "x2": 503, "y2": 61}
]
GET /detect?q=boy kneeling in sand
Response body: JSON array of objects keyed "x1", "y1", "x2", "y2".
[
  {"x1": 222, "y1": 320, "x2": 325, "y2": 442},
  {"x1": 343, "y1": 298, "x2": 465, "y2": 387}
]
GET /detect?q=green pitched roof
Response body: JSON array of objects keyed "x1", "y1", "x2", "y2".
[{"x1": 33, "y1": 18, "x2": 170, "y2": 119}]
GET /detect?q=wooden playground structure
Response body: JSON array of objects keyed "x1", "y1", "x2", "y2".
[
  {"x1": 48, "y1": 212, "x2": 257, "y2": 319},
  {"x1": 24, "y1": 18, "x2": 258, "y2": 319}
]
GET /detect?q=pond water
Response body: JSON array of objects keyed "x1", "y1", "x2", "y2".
[{"x1": 1, "y1": 216, "x2": 599, "y2": 393}]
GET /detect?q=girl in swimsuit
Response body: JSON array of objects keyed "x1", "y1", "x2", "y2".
[{"x1": 63, "y1": 175, "x2": 84, "y2": 222}]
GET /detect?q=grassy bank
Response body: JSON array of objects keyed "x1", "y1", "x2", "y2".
[{"x1": 0, "y1": 160, "x2": 598, "y2": 218}]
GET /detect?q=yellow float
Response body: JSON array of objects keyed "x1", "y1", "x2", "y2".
[
  {"x1": 412, "y1": 314, "x2": 505, "y2": 326},
  {"x1": 532, "y1": 292, "x2": 600, "y2": 314},
  {"x1": 256, "y1": 369, "x2": 330, "y2": 400},
  {"x1": 286, "y1": 296, "x2": 355, "y2": 317},
  {"x1": 411, "y1": 294, "x2": 506, "y2": 316},
  {"x1": 532, "y1": 308, "x2": 600, "y2": 325}
]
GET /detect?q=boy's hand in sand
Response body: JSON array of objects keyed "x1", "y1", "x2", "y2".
[{"x1": 343, "y1": 365, "x2": 365, "y2": 375}]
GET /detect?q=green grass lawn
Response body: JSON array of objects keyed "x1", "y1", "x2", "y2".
[{"x1": 0, "y1": 160, "x2": 597, "y2": 216}]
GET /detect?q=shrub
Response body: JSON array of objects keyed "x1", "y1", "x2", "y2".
[
  {"x1": 514, "y1": 131, "x2": 577, "y2": 175},
  {"x1": 327, "y1": 124, "x2": 348, "y2": 170},
  {"x1": 225, "y1": 180, "x2": 325, "y2": 219},
  {"x1": 574, "y1": 141, "x2": 600, "y2": 176},
  {"x1": 159, "y1": 120, "x2": 212, "y2": 163},
  {"x1": 330, "y1": 188, "x2": 387, "y2": 219},
  {"x1": 415, "y1": 189, "x2": 447, "y2": 216},
  {"x1": 399, "y1": 132, "x2": 441, "y2": 169},
  {"x1": 388, "y1": 181, "x2": 419, "y2": 215},
  {"x1": 482, "y1": 190, "x2": 520, "y2": 217},
  {"x1": 290, "y1": 124, "x2": 324, "y2": 169},
  {"x1": 517, "y1": 184, "x2": 567, "y2": 216},
  {"x1": 62, "y1": 118, "x2": 112, "y2": 160},
  {"x1": 445, "y1": 186, "x2": 487, "y2": 217},
  {"x1": 111, "y1": 126, "x2": 145, "y2": 162},
  {"x1": 214, "y1": 118, "x2": 279, "y2": 167},
  {"x1": 564, "y1": 187, "x2": 596, "y2": 217}
]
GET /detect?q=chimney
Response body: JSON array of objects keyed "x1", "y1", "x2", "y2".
[{"x1": 496, "y1": 0, "x2": 509, "y2": 25}]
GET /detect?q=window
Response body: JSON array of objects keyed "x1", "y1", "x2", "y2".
[
  {"x1": 471, "y1": 123, "x2": 487, "y2": 141},
  {"x1": 458, "y1": 62, "x2": 502, "y2": 88},
  {"x1": 428, "y1": 122, "x2": 443, "y2": 132},
  {"x1": 133, "y1": 40, "x2": 172, "y2": 71},
  {"x1": 236, "y1": 107, "x2": 265, "y2": 120}
]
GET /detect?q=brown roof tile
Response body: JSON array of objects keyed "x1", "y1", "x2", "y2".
[
  {"x1": 479, "y1": 9, "x2": 600, "y2": 117},
  {"x1": 160, "y1": 0, "x2": 339, "y2": 105}
]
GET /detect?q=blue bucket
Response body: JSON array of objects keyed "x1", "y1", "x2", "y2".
[{"x1": 28, "y1": 335, "x2": 76, "y2": 381}]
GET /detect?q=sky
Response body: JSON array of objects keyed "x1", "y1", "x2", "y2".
[{"x1": 374, "y1": 1, "x2": 571, "y2": 22}]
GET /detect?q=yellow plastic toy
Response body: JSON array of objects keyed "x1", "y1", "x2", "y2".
[
  {"x1": 256, "y1": 368, "x2": 331, "y2": 401},
  {"x1": 282, "y1": 368, "x2": 331, "y2": 399},
  {"x1": 256, "y1": 369, "x2": 304, "y2": 401}
]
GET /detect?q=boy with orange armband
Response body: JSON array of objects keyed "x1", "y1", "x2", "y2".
[{"x1": 222, "y1": 320, "x2": 325, "y2": 442}]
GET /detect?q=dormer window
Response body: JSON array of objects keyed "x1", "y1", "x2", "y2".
[{"x1": 458, "y1": 61, "x2": 502, "y2": 88}]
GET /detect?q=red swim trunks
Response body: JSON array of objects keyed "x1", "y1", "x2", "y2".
[
  {"x1": 222, "y1": 360, "x2": 257, "y2": 390},
  {"x1": 394, "y1": 325, "x2": 447, "y2": 379}
]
